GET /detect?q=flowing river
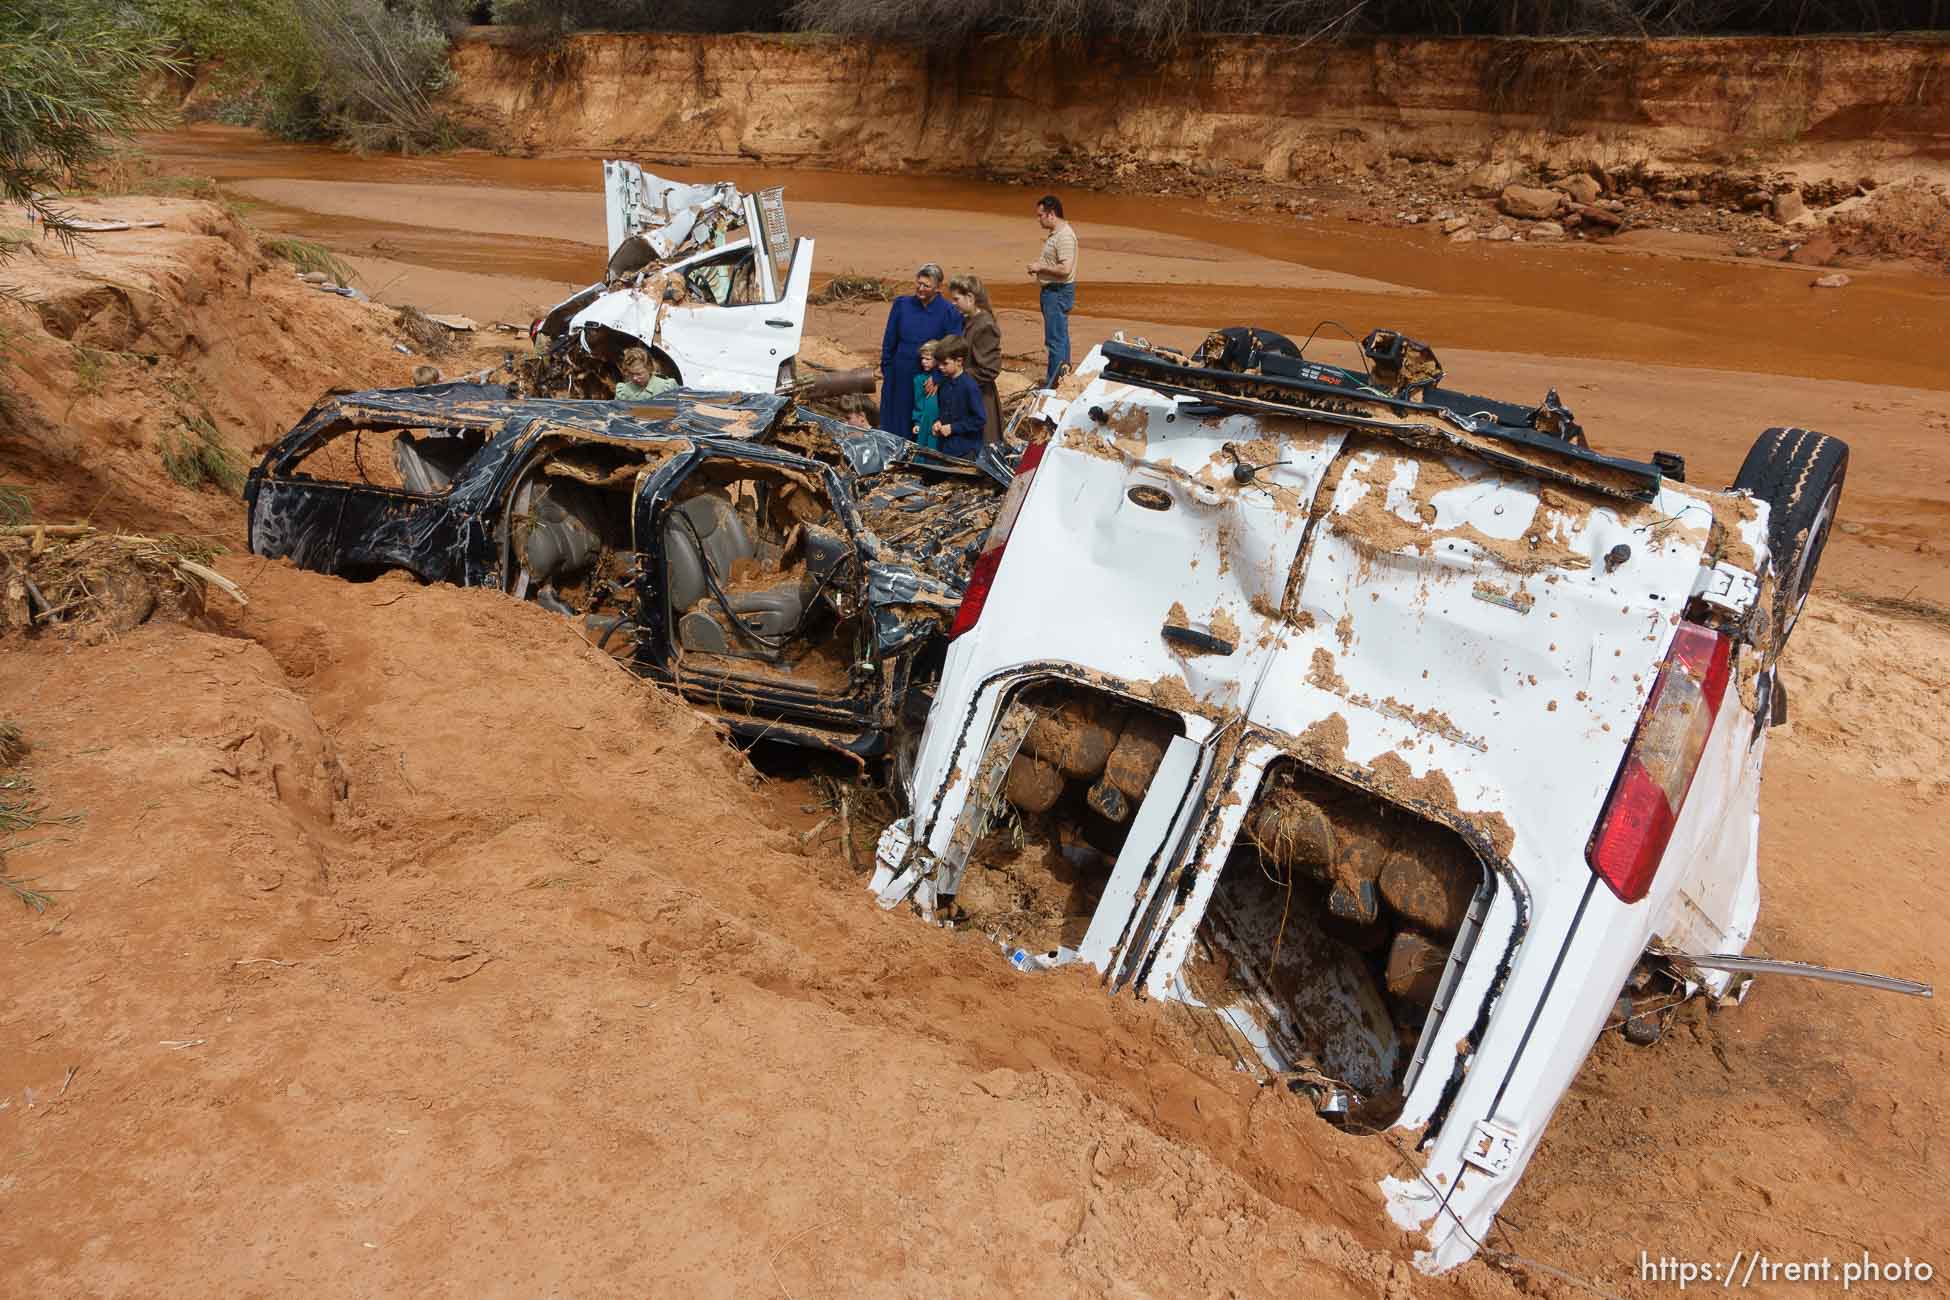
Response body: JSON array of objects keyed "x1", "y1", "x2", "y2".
[{"x1": 145, "y1": 126, "x2": 1950, "y2": 392}]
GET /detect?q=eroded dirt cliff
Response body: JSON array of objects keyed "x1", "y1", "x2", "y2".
[
  {"x1": 0, "y1": 199, "x2": 417, "y2": 537},
  {"x1": 447, "y1": 31, "x2": 1950, "y2": 179}
]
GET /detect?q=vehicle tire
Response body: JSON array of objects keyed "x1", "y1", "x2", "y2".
[{"x1": 1732, "y1": 427, "x2": 1848, "y2": 656}]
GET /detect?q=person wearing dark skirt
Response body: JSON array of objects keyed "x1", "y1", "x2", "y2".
[
  {"x1": 946, "y1": 273, "x2": 1004, "y2": 445},
  {"x1": 878, "y1": 263, "x2": 963, "y2": 438}
]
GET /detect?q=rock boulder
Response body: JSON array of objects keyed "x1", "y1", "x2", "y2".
[
  {"x1": 1559, "y1": 173, "x2": 1602, "y2": 206},
  {"x1": 1498, "y1": 184, "x2": 1564, "y2": 221},
  {"x1": 1465, "y1": 159, "x2": 1526, "y2": 196}
]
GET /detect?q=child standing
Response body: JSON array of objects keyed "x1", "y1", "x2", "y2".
[
  {"x1": 929, "y1": 338, "x2": 988, "y2": 460},
  {"x1": 910, "y1": 339, "x2": 942, "y2": 448}
]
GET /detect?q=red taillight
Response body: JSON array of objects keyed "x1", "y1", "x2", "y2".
[
  {"x1": 1586, "y1": 622, "x2": 1733, "y2": 903},
  {"x1": 950, "y1": 439, "x2": 1048, "y2": 639}
]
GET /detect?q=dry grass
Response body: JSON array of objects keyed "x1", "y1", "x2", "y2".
[
  {"x1": 1, "y1": 751, "x2": 77, "y2": 914},
  {"x1": 807, "y1": 772, "x2": 903, "y2": 872},
  {"x1": 813, "y1": 272, "x2": 898, "y2": 306},
  {"x1": 394, "y1": 306, "x2": 458, "y2": 359},
  {"x1": 2, "y1": 527, "x2": 238, "y2": 640},
  {"x1": 263, "y1": 237, "x2": 358, "y2": 286},
  {"x1": 160, "y1": 416, "x2": 246, "y2": 494}
]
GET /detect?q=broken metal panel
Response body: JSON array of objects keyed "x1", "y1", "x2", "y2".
[
  {"x1": 565, "y1": 235, "x2": 816, "y2": 394},
  {"x1": 1076, "y1": 734, "x2": 1207, "y2": 972},
  {"x1": 247, "y1": 479, "x2": 473, "y2": 583},
  {"x1": 744, "y1": 191, "x2": 778, "y2": 302},
  {"x1": 602, "y1": 162, "x2": 744, "y2": 260},
  {"x1": 943, "y1": 698, "x2": 1040, "y2": 874},
  {"x1": 750, "y1": 186, "x2": 791, "y2": 294},
  {"x1": 1130, "y1": 743, "x2": 1275, "y2": 1000},
  {"x1": 863, "y1": 563, "x2": 960, "y2": 654},
  {"x1": 255, "y1": 387, "x2": 793, "y2": 486}
]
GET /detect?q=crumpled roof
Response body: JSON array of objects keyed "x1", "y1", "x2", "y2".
[{"x1": 603, "y1": 161, "x2": 745, "y2": 261}]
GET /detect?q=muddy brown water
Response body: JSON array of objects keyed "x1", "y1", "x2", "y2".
[{"x1": 147, "y1": 127, "x2": 1950, "y2": 392}]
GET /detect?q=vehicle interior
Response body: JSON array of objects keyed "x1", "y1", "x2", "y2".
[
  {"x1": 677, "y1": 245, "x2": 761, "y2": 306},
  {"x1": 960, "y1": 680, "x2": 1491, "y2": 1125},
  {"x1": 285, "y1": 421, "x2": 492, "y2": 496},
  {"x1": 958, "y1": 681, "x2": 1187, "y2": 945},
  {"x1": 502, "y1": 437, "x2": 684, "y2": 654},
  {"x1": 1191, "y1": 759, "x2": 1492, "y2": 1122},
  {"x1": 661, "y1": 461, "x2": 863, "y2": 692}
]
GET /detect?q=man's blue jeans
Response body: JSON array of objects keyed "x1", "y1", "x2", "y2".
[{"x1": 1040, "y1": 281, "x2": 1075, "y2": 387}]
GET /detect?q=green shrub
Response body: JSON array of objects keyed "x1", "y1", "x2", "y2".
[
  {"x1": 160, "y1": 416, "x2": 245, "y2": 494},
  {"x1": 0, "y1": 2, "x2": 182, "y2": 258},
  {"x1": 262, "y1": 236, "x2": 356, "y2": 284}
]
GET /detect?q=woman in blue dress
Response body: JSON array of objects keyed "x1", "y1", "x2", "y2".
[{"x1": 878, "y1": 263, "x2": 963, "y2": 438}]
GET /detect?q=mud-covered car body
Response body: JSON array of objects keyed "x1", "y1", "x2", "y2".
[
  {"x1": 245, "y1": 385, "x2": 1003, "y2": 759},
  {"x1": 877, "y1": 334, "x2": 1845, "y2": 1270}
]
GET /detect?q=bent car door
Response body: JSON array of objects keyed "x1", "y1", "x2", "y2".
[{"x1": 656, "y1": 237, "x2": 814, "y2": 392}]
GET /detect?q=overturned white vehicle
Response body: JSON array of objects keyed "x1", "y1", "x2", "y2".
[
  {"x1": 874, "y1": 327, "x2": 1850, "y2": 1271},
  {"x1": 528, "y1": 163, "x2": 812, "y2": 395}
]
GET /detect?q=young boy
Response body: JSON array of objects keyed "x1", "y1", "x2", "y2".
[
  {"x1": 929, "y1": 338, "x2": 988, "y2": 460},
  {"x1": 910, "y1": 339, "x2": 942, "y2": 448},
  {"x1": 614, "y1": 346, "x2": 676, "y2": 401}
]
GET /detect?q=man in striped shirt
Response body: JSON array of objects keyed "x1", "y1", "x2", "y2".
[{"x1": 1025, "y1": 195, "x2": 1078, "y2": 388}]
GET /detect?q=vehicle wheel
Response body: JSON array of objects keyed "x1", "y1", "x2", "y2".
[{"x1": 1732, "y1": 426, "x2": 1848, "y2": 656}]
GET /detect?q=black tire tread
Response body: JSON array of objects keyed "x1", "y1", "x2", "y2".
[{"x1": 1732, "y1": 425, "x2": 1849, "y2": 656}]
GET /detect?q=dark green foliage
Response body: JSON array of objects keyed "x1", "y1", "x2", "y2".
[
  {"x1": 786, "y1": 0, "x2": 1949, "y2": 45},
  {"x1": 0, "y1": 1, "x2": 184, "y2": 243},
  {"x1": 490, "y1": 0, "x2": 792, "y2": 37}
]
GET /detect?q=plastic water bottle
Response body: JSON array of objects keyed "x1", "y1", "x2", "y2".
[{"x1": 1006, "y1": 945, "x2": 1079, "y2": 974}]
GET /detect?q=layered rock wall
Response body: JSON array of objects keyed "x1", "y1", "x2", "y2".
[{"x1": 447, "y1": 31, "x2": 1950, "y2": 173}]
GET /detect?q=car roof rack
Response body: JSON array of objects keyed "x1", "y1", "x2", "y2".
[{"x1": 1097, "y1": 339, "x2": 1664, "y2": 502}]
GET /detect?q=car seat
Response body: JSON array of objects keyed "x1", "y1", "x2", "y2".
[
  {"x1": 393, "y1": 431, "x2": 478, "y2": 494},
  {"x1": 663, "y1": 492, "x2": 811, "y2": 658}
]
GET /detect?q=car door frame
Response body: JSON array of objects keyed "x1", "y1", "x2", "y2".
[
  {"x1": 630, "y1": 438, "x2": 896, "y2": 741},
  {"x1": 246, "y1": 410, "x2": 509, "y2": 585},
  {"x1": 655, "y1": 236, "x2": 815, "y2": 392}
]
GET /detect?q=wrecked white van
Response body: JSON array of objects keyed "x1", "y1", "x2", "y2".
[
  {"x1": 872, "y1": 328, "x2": 1848, "y2": 1271},
  {"x1": 528, "y1": 162, "x2": 813, "y2": 395}
]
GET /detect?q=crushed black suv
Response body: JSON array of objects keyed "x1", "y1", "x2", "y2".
[{"x1": 245, "y1": 384, "x2": 1006, "y2": 769}]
